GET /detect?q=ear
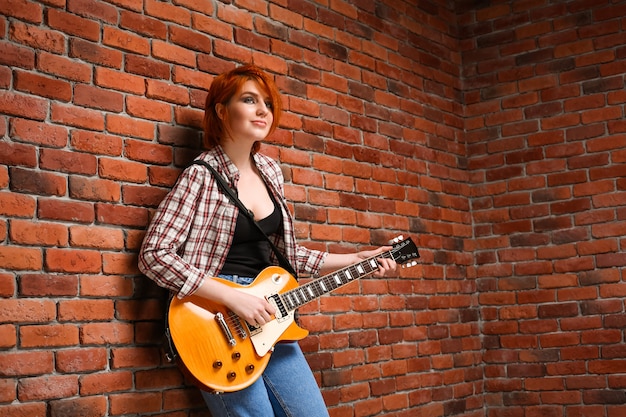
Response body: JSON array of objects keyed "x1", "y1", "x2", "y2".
[{"x1": 215, "y1": 103, "x2": 225, "y2": 120}]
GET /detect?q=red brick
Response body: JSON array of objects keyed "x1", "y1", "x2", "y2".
[
  {"x1": 37, "y1": 51, "x2": 91, "y2": 82},
  {"x1": 105, "y1": 114, "x2": 153, "y2": 140},
  {"x1": 20, "y1": 274, "x2": 78, "y2": 297},
  {"x1": 49, "y1": 396, "x2": 107, "y2": 417},
  {"x1": 69, "y1": 176, "x2": 121, "y2": 202},
  {"x1": 135, "y1": 368, "x2": 183, "y2": 389},
  {"x1": 20, "y1": 324, "x2": 79, "y2": 348},
  {"x1": 80, "y1": 323, "x2": 134, "y2": 345},
  {"x1": 146, "y1": 79, "x2": 190, "y2": 105},
  {"x1": 111, "y1": 347, "x2": 161, "y2": 369},
  {"x1": 152, "y1": 39, "x2": 196, "y2": 67},
  {"x1": 0, "y1": 324, "x2": 16, "y2": 348},
  {"x1": 69, "y1": 38, "x2": 122, "y2": 68},
  {"x1": 0, "y1": 403, "x2": 46, "y2": 417},
  {"x1": 103, "y1": 26, "x2": 150, "y2": 55},
  {"x1": 79, "y1": 371, "x2": 133, "y2": 396},
  {"x1": 10, "y1": 21, "x2": 64, "y2": 53},
  {"x1": 110, "y1": 392, "x2": 162, "y2": 415},
  {"x1": 55, "y1": 348, "x2": 108, "y2": 373},
  {"x1": 0, "y1": 143, "x2": 36, "y2": 170},
  {"x1": 0, "y1": 0, "x2": 43, "y2": 23},
  {"x1": 0, "y1": 91, "x2": 48, "y2": 120},
  {"x1": 40, "y1": 148, "x2": 98, "y2": 175},
  {"x1": 144, "y1": 0, "x2": 191, "y2": 25},
  {"x1": 126, "y1": 95, "x2": 172, "y2": 122},
  {"x1": 37, "y1": 198, "x2": 94, "y2": 223},
  {"x1": 45, "y1": 248, "x2": 101, "y2": 274},
  {"x1": 17, "y1": 375, "x2": 78, "y2": 401},
  {"x1": 122, "y1": 184, "x2": 167, "y2": 208},
  {"x1": 98, "y1": 157, "x2": 148, "y2": 183},
  {"x1": 597, "y1": 252, "x2": 626, "y2": 268},
  {"x1": 120, "y1": 10, "x2": 167, "y2": 40},
  {"x1": 73, "y1": 84, "x2": 124, "y2": 112},
  {"x1": 80, "y1": 275, "x2": 133, "y2": 297},
  {"x1": 50, "y1": 103, "x2": 105, "y2": 131},
  {"x1": 0, "y1": 351, "x2": 54, "y2": 377},
  {"x1": 125, "y1": 53, "x2": 170, "y2": 79},
  {"x1": 0, "y1": 246, "x2": 42, "y2": 271},
  {"x1": 57, "y1": 299, "x2": 114, "y2": 322},
  {"x1": 10, "y1": 118, "x2": 68, "y2": 148},
  {"x1": 10, "y1": 167, "x2": 66, "y2": 196},
  {"x1": 9, "y1": 219, "x2": 68, "y2": 246},
  {"x1": 46, "y1": 8, "x2": 100, "y2": 41},
  {"x1": 70, "y1": 130, "x2": 124, "y2": 156},
  {"x1": 95, "y1": 203, "x2": 149, "y2": 228},
  {"x1": 147, "y1": 166, "x2": 180, "y2": 187},
  {"x1": 68, "y1": 0, "x2": 117, "y2": 23}
]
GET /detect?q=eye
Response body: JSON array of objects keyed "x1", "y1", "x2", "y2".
[
  {"x1": 243, "y1": 96, "x2": 256, "y2": 104},
  {"x1": 265, "y1": 101, "x2": 273, "y2": 110}
]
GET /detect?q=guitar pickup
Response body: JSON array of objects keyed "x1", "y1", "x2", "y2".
[{"x1": 268, "y1": 294, "x2": 287, "y2": 321}]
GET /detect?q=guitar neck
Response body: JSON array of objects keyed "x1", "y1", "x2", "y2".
[{"x1": 277, "y1": 249, "x2": 394, "y2": 313}]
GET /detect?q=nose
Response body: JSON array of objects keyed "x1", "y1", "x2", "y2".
[{"x1": 257, "y1": 101, "x2": 270, "y2": 115}]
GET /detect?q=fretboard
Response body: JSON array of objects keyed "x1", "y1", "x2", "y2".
[{"x1": 277, "y1": 250, "x2": 394, "y2": 312}]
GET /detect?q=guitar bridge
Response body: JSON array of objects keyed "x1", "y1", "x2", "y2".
[
  {"x1": 215, "y1": 312, "x2": 236, "y2": 346},
  {"x1": 228, "y1": 310, "x2": 249, "y2": 340}
]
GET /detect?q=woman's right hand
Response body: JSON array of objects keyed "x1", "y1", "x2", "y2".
[
  {"x1": 194, "y1": 276, "x2": 277, "y2": 327},
  {"x1": 224, "y1": 289, "x2": 276, "y2": 327}
]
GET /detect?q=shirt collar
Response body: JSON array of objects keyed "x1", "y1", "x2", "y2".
[{"x1": 204, "y1": 145, "x2": 269, "y2": 187}]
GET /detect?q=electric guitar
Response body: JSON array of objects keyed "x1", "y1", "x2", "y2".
[{"x1": 167, "y1": 236, "x2": 420, "y2": 393}]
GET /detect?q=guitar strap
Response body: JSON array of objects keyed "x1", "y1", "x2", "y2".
[{"x1": 190, "y1": 160, "x2": 299, "y2": 279}]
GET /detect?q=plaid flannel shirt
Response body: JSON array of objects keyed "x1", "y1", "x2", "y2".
[{"x1": 138, "y1": 145, "x2": 328, "y2": 298}]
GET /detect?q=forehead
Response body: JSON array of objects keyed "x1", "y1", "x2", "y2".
[{"x1": 238, "y1": 79, "x2": 269, "y2": 96}]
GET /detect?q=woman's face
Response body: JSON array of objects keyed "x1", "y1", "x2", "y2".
[{"x1": 220, "y1": 80, "x2": 274, "y2": 144}]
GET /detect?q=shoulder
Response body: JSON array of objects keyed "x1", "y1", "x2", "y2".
[
  {"x1": 254, "y1": 153, "x2": 283, "y2": 180},
  {"x1": 254, "y1": 152, "x2": 278, "y2": 167}
]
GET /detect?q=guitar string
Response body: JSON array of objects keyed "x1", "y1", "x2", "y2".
[{"x1": 219, "y1": 242, "x2": 412, "y2": 335}]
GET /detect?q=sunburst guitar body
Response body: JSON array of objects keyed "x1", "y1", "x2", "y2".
[{"x1": 167, "y1": 236, "x2": 419, "y2": 393}]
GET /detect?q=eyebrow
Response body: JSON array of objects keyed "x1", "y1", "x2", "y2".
[{"x1": 240, "y1": 90, "x2": 269, "y2": 100}]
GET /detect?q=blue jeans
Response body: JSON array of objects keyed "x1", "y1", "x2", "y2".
[{"x1": 201, "y1": 275, "x2": 329, "y2": 417}]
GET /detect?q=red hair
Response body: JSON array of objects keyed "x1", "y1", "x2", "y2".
[{"x1": 202, "y1": 64, "x2": 282, "y2": 152}]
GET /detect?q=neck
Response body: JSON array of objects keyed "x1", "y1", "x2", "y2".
[{"x1": 221, "y1": 140, "x2": 254, "y2": 172}]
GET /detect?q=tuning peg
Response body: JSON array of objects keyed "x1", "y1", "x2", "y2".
[
  {"x1": 389, "y1": 235, "x2": 404, "y2": 244},
  {"x1": 402, "y1": 260, "x2": 418, "y2": 269}
]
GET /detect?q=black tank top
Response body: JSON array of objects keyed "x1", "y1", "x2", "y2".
[{"x1": 220, "y1": 196, "x2": 282, "y2": 278}]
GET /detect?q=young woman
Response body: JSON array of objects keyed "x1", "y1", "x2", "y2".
[{"x1": 138, "y1": 64, "x2": 397, "y2": 417}]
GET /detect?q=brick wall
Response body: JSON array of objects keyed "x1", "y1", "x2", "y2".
[
  {"x1": 0, "y1": 1, "x2": 624, "y2": 417},
  {"x1": 460, "y1": 1, "x2": 626, "y2": 416}
]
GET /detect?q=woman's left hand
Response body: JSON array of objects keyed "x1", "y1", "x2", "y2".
[{"x1": 357, "y1": 246, "x2": 398, "y2": 277}]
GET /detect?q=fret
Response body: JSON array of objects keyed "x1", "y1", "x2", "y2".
[
  {"x1": 274, "y1": 237, "x2": 420, "y2": 326},
  {"x1": 278, "y1": 244, "x2": 404, "y2": 313}
]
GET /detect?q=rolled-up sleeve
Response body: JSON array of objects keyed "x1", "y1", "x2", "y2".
[{"x1": 138, "y1": 165, "x2": 225, "y2": 298}]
